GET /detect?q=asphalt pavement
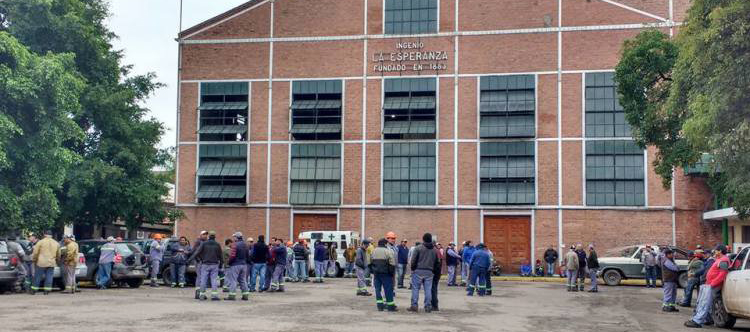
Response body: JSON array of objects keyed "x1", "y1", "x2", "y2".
[{"x1": 0, "y1": 279, "x2": 748, "y2": 332}]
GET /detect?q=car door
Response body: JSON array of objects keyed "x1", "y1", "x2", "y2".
[
  {"x1": 724, "y1": 247, "x2": 748, "y2": 313},
  {"x1": 738, "y1": 252, "x2": 750, "y2": 317},
  {"x1": 624, "y1": 247, "x2": 644, "y2": 277}
]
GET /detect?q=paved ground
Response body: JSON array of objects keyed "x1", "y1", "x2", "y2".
[{"x1": 1, "y1": 279, "x2": 748, "y2": 332}]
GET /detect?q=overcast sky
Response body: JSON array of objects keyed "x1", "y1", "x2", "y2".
[{"x1": 107, "y1": 0, "x2": 247, "y2": 148}]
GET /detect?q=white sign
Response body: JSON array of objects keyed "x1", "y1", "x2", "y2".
[{"x1": 372, "y1": 41, "x2": 449, "y2": 73}]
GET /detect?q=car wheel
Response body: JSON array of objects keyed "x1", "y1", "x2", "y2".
[
  {"x1": 677, "y1": 272, "x2": 688, "y2": 289},
  {"x1": 335, "y1": 263, "x2": 344, "y2": 278},
  {"x1": 126, "y1": 279, "x2": 143, "y2": 289},
  {"x1": 712, "y1": 293, "x2": 737, "y2": 329},
  {"x1": 162, "y1": 266, "x2": 173, "y2": 286},
  {"x1": 603, "y1": 269, "x2": 622, "y2": 286},
  {"x1": 186, "y1": 274, "x2": 196, "y2": 287},
  {"x1": 327, "y1": 264, "x2": 340, "y2": 278}
]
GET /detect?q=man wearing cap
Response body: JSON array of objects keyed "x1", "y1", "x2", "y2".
[
  {"x1": 564, "y1": 245, "x2": 579, "y2": 292},
  {"x1": 466, "y1": 243, "x2": 490, "y2": 297},
  {"x1": 661, "y1": 248, "x2": 680, "y2": 312},
  {"x1": 679, "y1": 250, "x2": 704, "y2": 307},
  {"x1": 188, "y1": 231, "x2": 224, "y2": 301},
  {"x1": 460, "y1": 241, "x2": 475, "y2": 287},
  {"x1": 62, "y1": 235, "x2": 79, "y2": 294},
  {"x1": 225, "y1": 232, "x2": 250, "y2": 301},
  {"x1": 445, "y1": 242, "x2": 461, "y2": 286},
  {"x1": 641, "y1": 245, "x2": 657, "y2": 288},
  {"x1": 149, "y1": 234, "x2": 164, "y2": 287},
  {"x1": 355, "y1": 240, "x2": 372, "y2": 296},
  {"x1": 96, "y1": 237, "x2": 116, "y2": 290},
  {"x1": 193, "y1": 231, "x2": 209, "y2": 298},
  {"x1": 685, "y1": 245, "x2": 731, "y2": 328},
  {"x1": 30, "y1": 231, "x2": 60, "y2": 295},
  {"x1": 396, "y1": 239, "x2": 410, "y2": 288},
  {"x1": 408, "y1": 233, "x2": 439, "y2": 312},
  {"x1": 344, "y1": 242, "x2": 357, "y2": 278}
]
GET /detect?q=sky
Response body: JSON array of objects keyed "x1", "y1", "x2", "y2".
[{"x1": 107, "y1": 0, "x2": 247, "y2": 148}]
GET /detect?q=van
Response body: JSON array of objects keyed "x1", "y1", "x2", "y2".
[{"x1": 297, "y1": 231, "x2": 360, "y2": 277}]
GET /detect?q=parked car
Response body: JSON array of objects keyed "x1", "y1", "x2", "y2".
[
  {"x1": 712, "y1": 246, "x2": 750, "y2": 328},
  {"x1": 77, "y1": 240, "x2": 148, "y2": 288},
  {"x1": 298, "y1": 231, "x2": 360, "y2": 277},
  {"x1": 145, "y1": 238, "x2": 198, "y2": 286},
  {"x1": 0, "y1": 241, "x2": 21, "y2": 293},
  {"x1": 597, "y1": 245, "x2": 690, "y2": 288}
]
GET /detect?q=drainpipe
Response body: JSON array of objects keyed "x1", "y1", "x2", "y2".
[{"x1": 722, "y1": 219, "x2": 729, "y2": 245}]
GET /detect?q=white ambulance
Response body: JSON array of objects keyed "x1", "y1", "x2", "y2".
[{"x1": 297, "y1": 231, "x2": 360, "y2": 277}]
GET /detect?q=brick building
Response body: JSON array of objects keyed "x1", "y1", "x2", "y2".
[{"x1": 175, "y1": 0, "x2": 721, "y2": 272}]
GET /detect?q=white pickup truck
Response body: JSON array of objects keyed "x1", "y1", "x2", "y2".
[{"x1": 713, "y1": 247, "x2": 750, "y2": 328}]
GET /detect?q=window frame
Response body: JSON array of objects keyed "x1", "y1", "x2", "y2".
[
  {"x1": 383, "y1": 78, "x2": 437, "y2": 140},
  {"x1": 196, "y1": 144, "x2": 247, "y2": 204},
  {"x1": 383, "y1": 0, "x2": 439, "y2": 35},
  {"x1": 585, "y1": 140, "x2": 645, "y2": 206},
  {"x1": 479, "y1": 141, "x2": 536, "y2": 205},
  {"x1": 383, "y1": 142, "x2": 437, "y2": 206},
  {"x1": 479, "y1": 75, "x2": 536, "y2": 139},
  {"x1": 199, "y1": 82, "x2": 249, "y2": 142},
  {"x1": 584, "y1": 72, "x2": 630, "y2": 138},
  {"x1": 289, "y1": 143, "x2": 342, "y2": 206},
  {"x1": 290, "y1": 80, "x2": 343, "y2": 141}
]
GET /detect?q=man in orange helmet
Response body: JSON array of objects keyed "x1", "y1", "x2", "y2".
[{"x1": 385, "y1": 232, "x2": 398, "y2": 295}]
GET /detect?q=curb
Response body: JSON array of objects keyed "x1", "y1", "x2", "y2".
[{"x1": 489, "y1": 276, "x2": 662, "y2": 286}]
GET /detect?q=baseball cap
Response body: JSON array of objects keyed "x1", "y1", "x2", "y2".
[
  {"x1": 106, "y1": 236, "x2": 115, "y2": 242},
  {"x1": 233, "y1": 232, "x2": 243, "y2": 238},
  {"x1": 200, "y1": 230, "x2": 208, "y2": 235},
  {"x1": 208, "y1": 231, "x2": 216, "y2": 236}
]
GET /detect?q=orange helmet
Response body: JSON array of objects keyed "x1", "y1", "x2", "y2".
[{"x1": 286, "y1": 241, "x2": 293, "y2": 246}]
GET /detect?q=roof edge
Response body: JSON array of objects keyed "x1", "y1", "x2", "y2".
[{"x1": 178, "y1": 0, "x2": 266, "y2": 40}]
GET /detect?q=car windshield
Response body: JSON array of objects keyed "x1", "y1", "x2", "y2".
[
  {"x1": 115, "y1": 243, "x2": 134, "y2": 256},
  {"x1": 605, "y1": 246, "x2": 638, "y2": 258}
]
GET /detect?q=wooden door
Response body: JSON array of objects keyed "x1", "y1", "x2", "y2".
[
  {"x1": 293, "y1": 214, "x2": 337, "y2": 239},
  {"x1": 483, "y1": 215, "x2": 531, "y2": 274}
]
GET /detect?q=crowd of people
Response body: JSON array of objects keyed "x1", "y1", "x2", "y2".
[{"x1": 2, "y1": 229, "x2": 735, "y2": 327}]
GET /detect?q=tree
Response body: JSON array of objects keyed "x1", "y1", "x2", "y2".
[
  {"x1": 616, "y1": 0, "x2": 750, "y2": 218},
  {"x1": 0, "y1": 32, "x2": 85, "y2": 234},
  {"x1": 2, "y1": 0, "x2": 172, "y2": 233}
]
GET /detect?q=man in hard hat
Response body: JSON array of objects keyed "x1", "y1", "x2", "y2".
[
  {"x1": 385, "y1": 232, "x2": 399, "y2": 295},
  {"x1": 149, "y1": 234, "x2": 164, "y2": 287}
]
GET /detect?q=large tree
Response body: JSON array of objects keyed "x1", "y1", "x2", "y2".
[
  {"x1": 615, "y1": 0, "x2": 750, "y2": 218},
  {"x1": 0, "y1": 32, "x2": 84, "y2": 234},
  {"x1": 1, "y1": 0, "x2": 172, "y2": 233}
]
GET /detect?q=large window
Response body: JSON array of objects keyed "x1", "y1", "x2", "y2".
[
  {"x1": 383, "y1": 78, "x2": 436, "y2": 140},
  {"x1": 290, "y1": 80, "x2": 342, "y2": 141},
  {"x1": 383, "y1": 143, "x2": 436, "y2": 205},
  {"x1": 585, "y1": 72, "x2": 630, "y2": 137},
  {"x1": 384, "y1": 0, "x2": 437, "y2": 35},
  {"x1": 197, "y1": 144, "x2": 247, "y2": 204},
  {"x1": 586, "y1": 140, "x2": 645, "y2": 206},
  {"x1": 290, "y1": 144, "x2": 341, "y2": 205},
  {"x1": 199, "y1": 82, "x2": 248, "y2": 142},
  {"x1": 480, "y1": 75, "x2": 535, "y2": 138},
  {"x1": 480, "y1": 142, "x2": 535, "y2": 205}
]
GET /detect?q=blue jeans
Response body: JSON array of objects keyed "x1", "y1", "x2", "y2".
[
  {"x1": 374, "y1": 273, "x2": 395, "y2": 307},
  {"x1": 410, "y1": 270, "x2": 433, "y2": 308},
  {"x1": 681, "y1": 278, "x2": 699, "y2": 305},
  {"x1": 294, "y1": 260, "x2": 308, "y2": 280},
  {"x1": 96, "y1": 262, "x2": 113, "y2": 288},
  {"x1": 315, "y1": 261, "x2": 326, "y2": 280},
  {"x1": 692, "y1": 285, "x2": 714, "y2": 325},
  {"x1": 249, "y1": 263, "x2": 266, "y2": 291},
  {"x1": 546, "y1": 262, "x2": 555, "y2": 276},
  {"x1": 170, "y1": 264, "x2": 186, "y2": 286},
  {"x1": 346, "y1": 262, "x2": 355, "y2": 275},
  {"x1": 644, "y1": 265, "x2": 656, "y2": 287},
  {"x1": 589, "y1": 268, "x2": 598, "y2": 290},
  {"x1": 33, "y1": 266, "x2": 54, "y2": 292},
  {"x1": 397, "y1": 263, "x2": 407, "y2": 286}
]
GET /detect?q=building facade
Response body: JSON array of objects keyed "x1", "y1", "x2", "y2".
[{"x1": 176, "y1": 0, "x2": 721, "y2": 272}]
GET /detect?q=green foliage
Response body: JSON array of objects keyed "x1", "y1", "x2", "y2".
[
  {"x1": 1, "y1": 0, "x2": 173, "y2": 233},
  {"x1": 616, "y1": 0, "x2": 750, "y2": 218},
  {"x1": 0, "y1": 32, "x2": 85, "y2": 234}
]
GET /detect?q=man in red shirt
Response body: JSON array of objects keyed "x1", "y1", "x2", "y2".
[{"x1": 685, "y1": 244, "x2": 731, "y2": 328}]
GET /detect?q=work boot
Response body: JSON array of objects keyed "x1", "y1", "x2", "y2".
[
  {"x1": 684, "y1": 320, "x2": 702, "y2": 328},
  {"x1": 171, "y1": 283, "x2": 176, "y2": 288},
  {"x1": 432, "y1": 306, "x2": 439, "y2": 311},
  {"x1": 387, "y1": 305, "x2": 398, "y2": 312},
  {"x1": 486, "y1": 290, "x2": 492, "y2": 296},
  {"x1": 199, "y1": 294, "x2": 208, "y2": 301},
  {"x1": 365, "y1": 280, "x2": 371, "y2": 287},
  {"x1": 424, "y1": 305, "x2": 433, "y2": 313},
  {"x1": 579, "y1": 285, "x2": 584, "y2": 291},
  {"x1": 223, "y1": 287, "x2": 229, "y2": 293},
  {"x1": 43, "y1": 291, "x2": 50, "y2": 295},
  {"x1": 679, "y1": 302, "x2": 691, "y2": 307},
  {"x1": 362, "y1": 291, "x2": 372, "y2": 296},
  {"x1": 571, "y1": 287, "x2": 578, "y2": 292},
  {"x1": 224, "y1": 294, "x2": 236, "y2": 301},
  {"x1": 407, "y1": 306, "x2": 418, "y2": 313},
  {"x1": 179, "y1": 283, "x2": 185, "y2": 288},
  {"x1": 377, "y1": 303, "x2": 385, "y2": 311},
  {"x1": 195, "y1": 289, "x2": 200, "y2": 299},
  {"x1": 150, "y1": 280, "x2": 159, "y2": 288},
  {"x1": 211, "y1": 296, "x2": 221, "y2": 301},
  {"x1": 303, "y1": 279, "x2": 310, "y2": 283},
  {"x1": 241, "y1": 294, "x2": 249, "y2": 301}
]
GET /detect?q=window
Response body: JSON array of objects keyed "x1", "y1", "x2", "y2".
[
  {"x1": 384, "y1": 0, "x2": 437, "y2": 35},
  {"x1": 383, "y1": 142, "x2": 436, "y2": 205},
  {"x1": 480, "y1": 75, "x2": 535, "y2": 138},
  {"x1": 199, "y1": 82, "x2": 248, "y2": 142},
  {"x1": 290, "y1": 144, "x2": 341, "y2": 205},
  {"x1": 291, "y1": 80, "x2": 342, "y2": 141},
  {"x1": 197, "y1": 144, "x2": 247, "y2": 203},
  {"x1": 383, "y1": 78, "x2": 436, "y2": 140},
  {"x1": 480, "y1": 142, "x2": 535, "y2": 205},
  {"x1": 585, "y1": 140, "x2": 644, "y2": 206},
  {"x1": 585, "y1": 73, "x2": 630, "y2": 137}
]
